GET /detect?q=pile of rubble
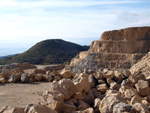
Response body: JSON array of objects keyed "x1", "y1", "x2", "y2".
[
  {"x1": 40, "y1": 68, "x2": 150, "y2": 113},
  {"x1": 0, "y1": 65, "x2": 150, "y2": 112},
  {"x1": 0, "y1": 63, "x2": 65, "y2": 83}
]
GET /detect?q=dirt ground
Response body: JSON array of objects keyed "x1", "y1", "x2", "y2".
[{"x1": 0, "y1": 82, "x2": 51, "y2": 108}]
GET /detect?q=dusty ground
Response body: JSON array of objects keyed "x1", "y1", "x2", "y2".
[{"x1": 0, "y1": 82, "x2": 51, "y2": 108}]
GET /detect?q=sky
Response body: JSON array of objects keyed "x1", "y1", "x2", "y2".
[{"x1": 0, "y1": 0, "x2": 150, "y2": 56}]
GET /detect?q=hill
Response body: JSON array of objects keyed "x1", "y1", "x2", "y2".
[{"x1": 0, "y1": 39, "x2": 89, "y2": 65}]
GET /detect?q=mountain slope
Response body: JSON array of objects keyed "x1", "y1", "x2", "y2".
[{"x1": 0, "y1": 39, "x2": 89, "y2": 65}]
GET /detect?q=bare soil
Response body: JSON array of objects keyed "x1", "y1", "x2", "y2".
[{"x1": 0, "y1": 82, "x2": 51, "y2": 108}]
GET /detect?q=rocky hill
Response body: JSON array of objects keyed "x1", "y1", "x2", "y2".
[
  {"x1": 70, "y1": 27, "x2": 150, "y2": 73},
  {"x1": 0, "y1": 39, "x2": 89, "y2": 65}
]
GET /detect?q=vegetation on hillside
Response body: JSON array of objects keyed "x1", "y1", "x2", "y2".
[{"x1": 0, "y1": 39, "x2": 89, "y2": 65}]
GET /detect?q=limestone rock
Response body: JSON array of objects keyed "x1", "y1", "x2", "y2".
[
  {"x1": 94, "y1": 98, "x2": 101, "y2": 109},
  {"x1": 94, "y1": 71, "x2": 103, "y2": 80},
  {"x1": 49, "y1": 71, "x2": 60, "y2": 77},
  {"x1": 110, "y1": 82, "x2": 120, "y2": 90},
  {"x1": 82, "y1": 108, "x2": 94, "y2": 113},
  {"x1": 72, "y1": 108, "x2": 94, "y2": 113},
  {"x1": 54, "y1": 76, "x2": 61, "y2": 81},
  {"x1": 135, "y1": 80, "x2": 150, "y2": 96},
  {"x1": 99, "y1": 93, "x2": 126, "y2": 113},
  {"x1": 119, "y1": 86, "x2": 137, "y2": 99},
  {"x1": 0, "y1": 106, "x2": 25, "y2": 113},
  {"x1": 78, "y1": 100, "x2": 90, "y2": 111},
  {"x1": 73, "y1": 76, "x2": 91, "y2": 93},
  {"x1": 114, "y1": 70, "x2": 123, "y2": 82},
  {"x1": 96, "y1": 83, "x2": 108, "y2": 93},
  {"x1": 43, "y1": 74, "x2": 53, "y2": 82},
  {"x1": 1, "y1": 69, "x2": 11, "y2": 80},
  {"x1": 74, "y1": 92, "x2": 83, "y2": 100},
  {"x1": 103, "y1": 70, "x2": 114, "y2": 79},
  {"x1": 27, "y1": 105, "x2": 57, "y2": 113},
  {"x1": 34, "y1": 74, "x2": 43, "y2": 82},
  {"x1": 21, "y1": 73, "x2": 29, "y2": 83},
  {"x1": 8, "y1": 75, "x2": 17, "y2": 83},
  {"x1": 60, "y1": 70, "x2": 74, "y2": 79},
  {"x1": 61, "y1": 103, "x2": 76, "y2": 113},
  {"x1": 122, "y1": 69, "x2": 131, "y2": 78},
  {"x1": 130, "y1": 95, "x2": 142, "y2": 105},
  {"x1": 0, "y1": 77, "x2": 6, "y2": 83},
  {"x1": 113, "y1": 102, "x2": 135, "y2": 113},
  {"x1": 132, "y1": 102, "x2": 150, "y2": 113},
  {"x1": 50, "y1": 79, "x2": 77, "y2": 101}
]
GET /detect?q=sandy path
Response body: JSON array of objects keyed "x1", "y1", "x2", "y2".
[{"x1": 0, "y1": 82, "x2": 51, "y2": 108}]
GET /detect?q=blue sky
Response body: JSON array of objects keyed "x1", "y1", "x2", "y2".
[{"x1": 0, "y1": 0, "x2": 150, "y2": 56}]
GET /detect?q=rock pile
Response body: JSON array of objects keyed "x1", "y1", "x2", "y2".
[
  {"x1": 70, "y1": 27, "x2": 150, "y2": 73},
  {"x1": 1, "y1": 67, "x2": 150, "y2": 113},
  {"x1": 41, "y1": 68, "x2": 150, "y2": 113},
  {"x1": 0, "y1": 63, "x2": 65, "y2": 83}
]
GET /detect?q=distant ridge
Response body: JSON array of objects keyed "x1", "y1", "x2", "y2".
[
  {"x1": 0, "y1": 39, "x2": 89, "y2": 65},
  {"x1": 0, "y1": 54, "x2": 18, "y2": 60}
]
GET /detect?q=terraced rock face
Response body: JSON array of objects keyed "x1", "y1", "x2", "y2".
[{"x1": 70, "y1": 27, "x2": 150, "y2": 73}]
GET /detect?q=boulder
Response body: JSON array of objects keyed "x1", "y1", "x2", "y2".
[
  {"x1": 81, "y1": 108, "x2": 94, "y2": 113},
  {"x1": 94, "y1": 98, "x2": 101, "y2": 109},
  {"x1": 74, "y1": 92, "x2": 83, "y2": 100},
  {"x1": 46, "y1": 100, "x2": 64, "y2": 112},
  {"x1": 50, "y1": 79, "x2": 77, "y2": 101},
  {"x1": 78, "y1": 100, "x2": 90, "y2": 111},
  {"x1": 99, "y1": 92, "x2": 126, "y2": 113},
  {"x1": 122, "y1": 69, "x2": 131, "y2": 78},
  {"x1": 91, "y1": 89, "x2": 104, "y2": 99},
  {"x1": 114, "y1": 70, "x2": 123, "y2": 82},
  {"x1": 96, "y1": 83, "x2": 108, "y2": 93},
  {"x1": 61, "y1": 103, "x2": 76, "y2": 113},
  {"x1": 43, "y1": 74, "x2": 53, "y2": 82},
  {"x1": 110, "y1": 82, "x2": 120, "y2": 90},
  {"x1": 8, "y1": 75, "x2": 17, "y2": 83},
  {"x1": 94, "y1": 71, "x2": 103, "y2": 80},
  {"x1": 21, "y1": 73, "x2": 29, "y2": 83},
  {"x1": 0, "y1": 77, "x2": 6, "y2": 83},
  {"x1": 124, "y1": 88, "x2": 137, "y2": 99},
  {"x1": 142, "y1": 100, "x2": 150, "y2": 107},
  {"x1": 130, "y1": 95, "x2": 142, "y2": 105},
  {"x1": 119, "y1": 85, "x2": 137, "y2": 99},
  {"x1": 83, "y1": 91, "x2": 95, "y2": 105},
  {"x1": 107, "y1": 78, "x2": 114, "y2": 85},
  {"x1": 113, "y1": 102, "x2": 135, "y2": 113},
  {"x1": 27, "y1": 105, "x2": 57, "y2": 113},
  {"x1": 54, "y1": 76, "x2": 61, "y2": 81},
  {"x1": 72, "y1": 108, "x2": 94, "y2": 113},
  {"x1": 135, "y1": 80, "x2": 150, "y2": 96},
  {"x1": 49, "y1": 71, "x2": 60, "y2": 77},
  {"x1": 132, "y1": 102, "x2": 150, "y2": 113},
  {"x1": 60, "y1": 70, "x2": 74, "y2": 79},
  {"x1": 73, "y1": 76, "x2": 91, "y2": 93},
  {"x1": 88, "y1": 75, "x2": 96, "y2": 88},
  {"x1": 34, "y1": 74, "x2": 43, "y2": 82},
  {"x1": 103, "y1": 70, "x2": 114, "y2": 79},
  {"x1": 1, "y1": 69, "x2": 11, "y2": 80},
  {"x1": 0, "y1": 106, "x2": 25, "y2": 113}
]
